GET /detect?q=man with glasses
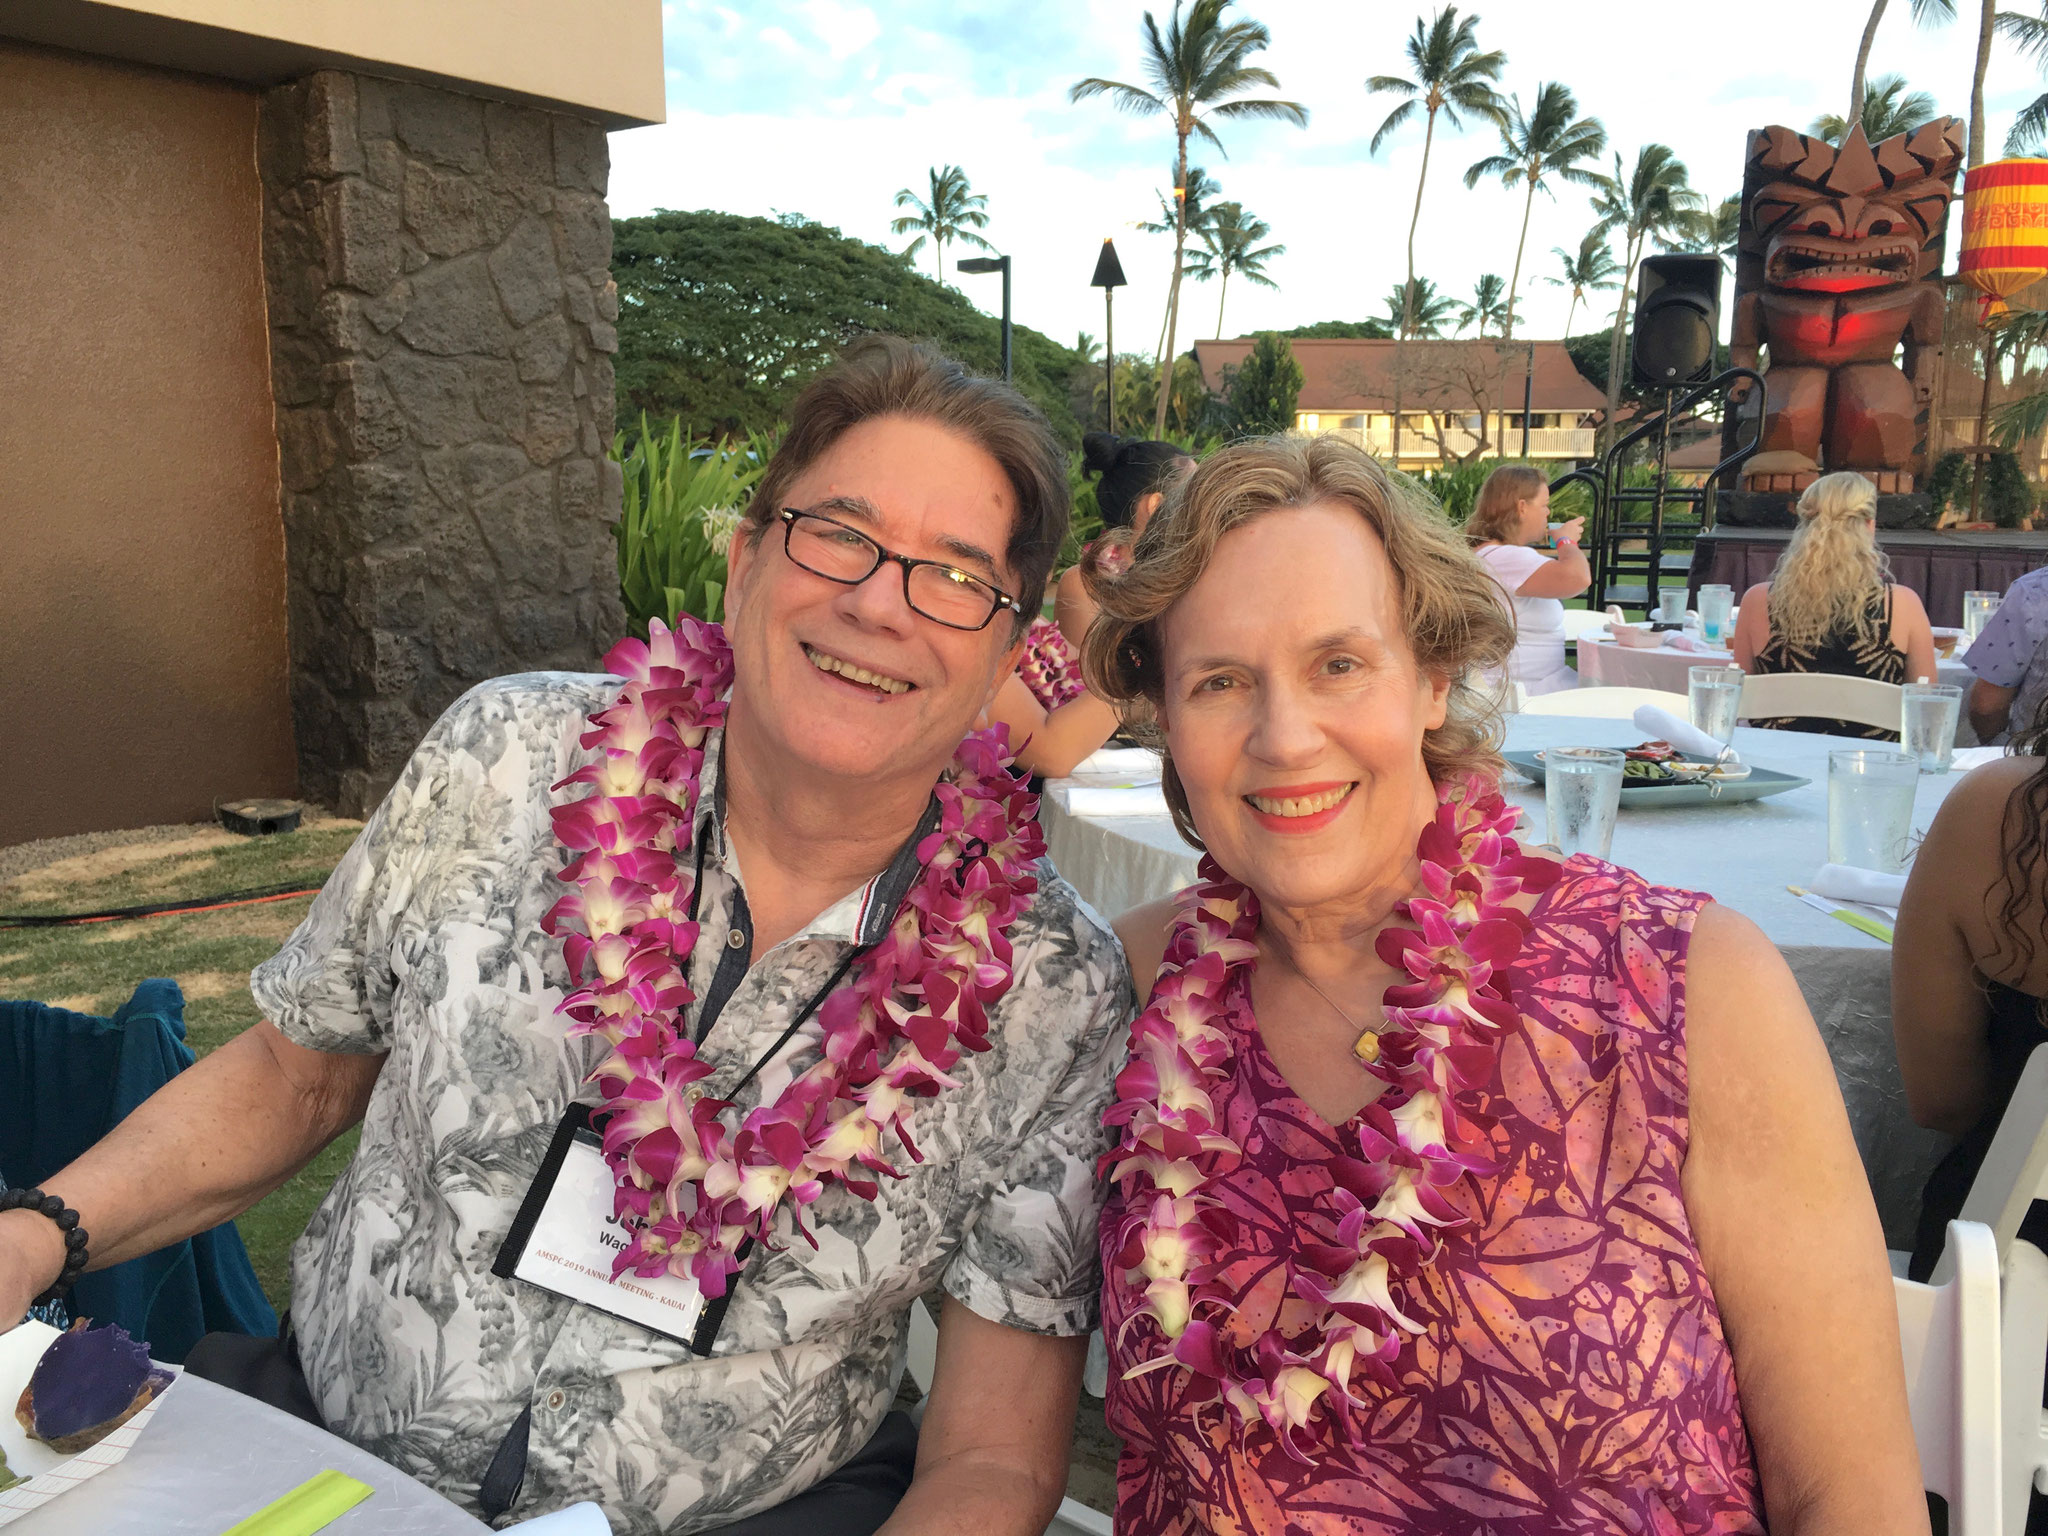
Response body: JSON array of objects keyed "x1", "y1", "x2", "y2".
[{"x1": 0, "y1": 338, "x2": 1134, "y2": 1535}]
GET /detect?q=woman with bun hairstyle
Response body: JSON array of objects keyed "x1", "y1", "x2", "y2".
[
  {"x1": 985, "y1": 433, "x2": 1195, "y2": 779},
  {"x1": 1732, "y1": 471, "x2": 1937, "y2": 739}
]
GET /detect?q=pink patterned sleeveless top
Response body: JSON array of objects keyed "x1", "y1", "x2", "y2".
[{"x1": 1101, "y1": 857, "x2": 1764, "y2": 1535}]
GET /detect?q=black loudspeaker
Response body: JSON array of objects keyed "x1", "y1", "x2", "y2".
[{"x1": 1631, "y1": 254, "x2": 1721, "y2": 388}]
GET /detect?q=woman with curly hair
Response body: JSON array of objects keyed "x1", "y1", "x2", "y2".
[
  {"x1": 1733, "y1": 472, "x2": 1937, "y2": 738},
  {"x1": 1080, "y1": 432, "x2": 1922, "y2": 1533}
]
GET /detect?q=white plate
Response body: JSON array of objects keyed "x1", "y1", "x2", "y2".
[{"x1": 0, "y1": 1322, "x2": 179, "y2": 1528}]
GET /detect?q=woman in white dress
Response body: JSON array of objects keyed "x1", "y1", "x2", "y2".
[{"x1": 1464, "y1": 463, "x2": 1589, "y2": 697}]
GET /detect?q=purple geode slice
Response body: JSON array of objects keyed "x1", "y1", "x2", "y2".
[{"x1": 14, "y1": 1319, "x2": 174, "y2": 1454}]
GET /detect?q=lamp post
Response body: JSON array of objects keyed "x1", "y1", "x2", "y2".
[
  {"x1": 958, "y1": 255, "x2": 1012, "y2": 384},
  {"x1": 1090, "y1": 239, "x2": 1128, "y2": 432},
  {"x1": 1521, "y1": 342, "x2": 1535, "y2": 458}
]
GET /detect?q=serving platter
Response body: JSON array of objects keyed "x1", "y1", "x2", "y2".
[{"x1": 1504, "y1": 750, "x2": 1810, "y2": 808}]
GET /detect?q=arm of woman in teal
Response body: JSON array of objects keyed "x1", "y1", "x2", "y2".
[
  {"x1": 1684, "y1": 903, "x2": 1928, "y2": 1533},
  {"x1": 984, "y1": 673, "x2": 1121, "y2": 779}
]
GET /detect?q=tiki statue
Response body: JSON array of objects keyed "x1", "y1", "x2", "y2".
[{"x1": 1729, "y1": 119, "x2": 1964, "y2": 495}]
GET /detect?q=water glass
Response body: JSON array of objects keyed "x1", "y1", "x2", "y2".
[
  {"x1": 1544, "y1": 747, "x2": 1625, "y2": 860},
  {"x1": 1827, "y1": 749, "x2": 1920, "y2": 873},
  {"x1": 1688, "y1": 665, "x2": 1743, "y2": 747},
  {"x1": 1961, "y1": 589, "x2": 2001, "y2": 645},
  {"x1": 1900, "y1": 682, "x2": 1963, "y2": 772},
  {"x1": 1655, "y1": 588, "x2": 1687, "y2": 625},
  {"x1": 1697, "y1": 585, "x2": 1734, "y2": 647}
]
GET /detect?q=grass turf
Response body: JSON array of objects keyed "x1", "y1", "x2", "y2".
[{"x1": 0, "y1": 819, "x2": 363, "y2": 1310}]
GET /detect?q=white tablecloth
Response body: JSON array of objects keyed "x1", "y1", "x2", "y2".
[
  {"x1": 1041, "y1": 720, "x2": 1973, "y2": 1245},
  {"x1": 7, "y1": 1373, "x2": 490, "y2": 1534}
]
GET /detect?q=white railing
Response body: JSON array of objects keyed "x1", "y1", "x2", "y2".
[{"x1": 1307, "y1": 423, "x2": 1595, "y2": 460}]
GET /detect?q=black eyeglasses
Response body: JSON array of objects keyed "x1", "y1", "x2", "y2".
[{"x1": 777, "y1": 507, "x2": 1022, "y2": 632}]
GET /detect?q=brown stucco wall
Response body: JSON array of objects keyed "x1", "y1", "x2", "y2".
[{"x1": 0, "y1": 39, "x2": 296, "y2": 845}]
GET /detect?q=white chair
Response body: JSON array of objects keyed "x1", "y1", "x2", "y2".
[
  {"x1": 1946, "y1": 1046, "x2": 2048, "y2": 1273},
  {"x1": 1898, "y1": 1219, "x2": 2003, "y2": 1534},
  {"x1": 1737, "y1": 671, "x2": 1904, "y2": 734},
  {"x1": 1518, "y1": 685, "x2": 1689, "y2": 719},
  {"x1": 1999, "y1": 1238, "x2": 2048, "y2": 1535},
  {"x1": 904, "y1": 1302, "x2": 1114, "y2": 1536}
]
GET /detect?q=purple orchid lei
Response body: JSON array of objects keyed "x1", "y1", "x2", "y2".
[
  {"x1": 1104, "y1": 777, "x2": 1561, "y2": 1458},
  {"x1": 543, "y1": 616, "x2": 1046, "y2": 1298},
  {"x1": 1017, "y1": 617, "x2": 1087, "y2": 711}
]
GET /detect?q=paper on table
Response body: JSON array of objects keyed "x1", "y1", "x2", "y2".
[
  {"x1": 1068, "y1": 746, "x2": 1161, "y2": 778},
  {"x1": 1632, "y1": 705, "x2": 1742, "y2": 764},
  {"x1": 0, "y1": 1321, "x2": 180, "y2": 1529},
  {"x1": 1056, "y1": 784, "x2": 1171, "y2": 817},
  {"x1": 506, "y1": 1502, "x2": 614, "y2": 1534},
  {"x1": 1811, "y1": 862, "x2": 1907, "y2": 910}
]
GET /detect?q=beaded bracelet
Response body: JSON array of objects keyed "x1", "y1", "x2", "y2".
[{"x1": 0, "y1": 1188, "x2": 89, "y2": 1304}]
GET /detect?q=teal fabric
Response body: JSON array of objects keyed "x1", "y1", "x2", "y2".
[{"x1": 1, "y1": 978, "x2": 278, "y2": 1360}]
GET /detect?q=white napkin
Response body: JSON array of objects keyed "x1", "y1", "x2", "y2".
[
  {"x1": 1631, "y1": 704, "x2": 1742, "y2": 764},
  {"x1": 1951, "y1": 745, "x2": 2004, "y2": 771},
  {"x1": 1811, "y1": 862, "x2": 1908, "y2": 909},
  {"x1": 1057, "y1": 783, "x2": 1171, "y2": 817},
  {"x1": 505, "y1": 1503, "x2": 613, "y2": 1534},
  {"x1": 1070, "y1": 746, "x2": 1161, "y2": 778}
]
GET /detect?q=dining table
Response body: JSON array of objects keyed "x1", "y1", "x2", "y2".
[
  {"x1": 1041, "y1": 720, "x2": 1982, "y2": 1249},
  {"x1": 5, "y1": 1371, "x2": 492, "y2": 1534},
  {"x1": 1574, "y1": 629, "x2": 1975, "y2": 699}
]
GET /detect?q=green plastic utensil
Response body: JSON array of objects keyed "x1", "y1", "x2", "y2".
[{"x1": 218, "y1": 1470, "x2": 372, "y2": 1535}]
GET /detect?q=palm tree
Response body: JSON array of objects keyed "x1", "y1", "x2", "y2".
[
  {"x1": 890, "y1": 166, "x2": 993, "y2": 282},
  {"x1": 1367, "y1": 6, "x2": 1505, "y2": 460},
  {"x1": 1454, "y1": 274, "x2": 1508, "y2": 337},
  {"x1": 1589, "y1": 145, "x2": 1704, "y2": 448},
  {"x1": 2001, "y1": 5, "x2": 2048, "y2": 153},
  {"x1": 1185, "y1": 202, "x2": 1285, "y2": 338},
  {"x1": 1138, "y1": 164, "x2": 1222, "y2": 364},
  {"x1": 1848, "y1": 1, "x2": 1954, "y2": 128},
  {"x1": 1665, "y1": 196, "x2": 1742, "y2": 272},
  {"x1": 1813, "y1": 73, "x2": 1941, "y2": 144},
  {"x1": 1463, "y1": 81, "x2": 1606, "y2": 341},
  {"x1": 1072, "y1": 0, "x2": 1308, "y2": 436},
  {"x1": 1382, "y1": 277, "x2": 1457, "y2": 338},
  {"x1": 1545, "y1": 232, "x2": 1621, "y2": 338}
]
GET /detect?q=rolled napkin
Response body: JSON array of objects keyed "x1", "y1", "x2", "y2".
[
  {"x1": 1056, "y1": 783, "x2": 1171, "y2": 818},
  {"x1": 506, "y1": 1504, "x2": 614, "y2": 1535},
  {"x1": 1631, "y1": 704, "x2": 1741, "y2": 764},
  {"x1": 1811, "y1": 862, "x2": 1907, "y2": 909},
  {"x1": 1069, "y1": 745, "x2": 1162, "y2": 778}
]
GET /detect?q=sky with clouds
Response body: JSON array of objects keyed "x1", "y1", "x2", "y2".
[{"x1": 608, "y1": 1, "x2": 2048, "y2": 353}]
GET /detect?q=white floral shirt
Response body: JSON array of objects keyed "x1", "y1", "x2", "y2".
[{"x1": 250, "y1": 674, "x2": 1133, "y2": 1533}]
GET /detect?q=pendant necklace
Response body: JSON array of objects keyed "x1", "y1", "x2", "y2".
[{"x1": 1279, "y1": 954, "x2": 1384, "y2": 1065}]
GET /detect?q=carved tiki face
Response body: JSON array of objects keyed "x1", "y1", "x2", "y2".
[{"x1": 1737, "y1": 120, "x2": 1964, "y2": 296}]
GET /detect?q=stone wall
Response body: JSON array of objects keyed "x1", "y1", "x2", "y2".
[{"x1": 258, "y1": 70, "x2": 624, "y2": 814}]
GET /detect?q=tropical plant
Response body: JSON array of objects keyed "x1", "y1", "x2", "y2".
[
  {"x1": 2001, "y1": 4, "x2": 2048, "y2": 153},
  {"x1": 1545, "y1": 231, "x2": 1621, "y2": 337},
  {"x1": 1665, "y1": 195, "x2": 1742, "y2": 267},
  {"x1": 1138, "y1": 164, "x2": 1223, "y2": 362},
  {"x1": 1285, "y1": 318, "x2": 1394, "y2": 338},
  {"x1": 1589, "y1": 145, "x2": 1704, "y2": 450},
  {"x1": 889, "y1": 165, "x2": 994, "y2": 283},
  {"x1": 1401, "y1": 458, "x2": 1497, "y2": 521},
  {"x1": 1847, "y1": 1, "x2": 1955, "y2": 129},
  {"x1": 612, "y1": 210, "x2": 1085, "y2": 442},
  {"x1": 1185, "y1": 201, "x2": 1285, "y2": 338},
  {"x1": 1454, "y1": 274, "x2": 1508, "y2": 337},
  {"x1": 1462, "y1": 81, "x2": 1606, "y2": 340},
  {"x1": 1812, "y1": 73, "x2": 1941, "y2": 144},
  {"x1": 1071, "y1": 0, "x2": 1308, "y2": 436},
  {"x1": 1223, "y1": 331, "x2": 1304, "y2": 435},
  {"x1": 1926, "y1": 447, "x2": 2032, "y2": 525},
  {"x1": 1367, "y1": 5, "x2": 1505, "y2": 461},
  {"x1": 614, "y1": 415, "x2": 775, "y2": 634},
  {"x1": 1381, "y1": 276, "x2": 1458, "y2": 338}
]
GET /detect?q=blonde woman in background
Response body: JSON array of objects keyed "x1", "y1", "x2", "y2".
[
  {"x1": 1732, "y1": 471, "x2": 1937, "y2": 739},
  {"x1": 1465, "y1": 463, "x2": 1589, "y2": 697}
]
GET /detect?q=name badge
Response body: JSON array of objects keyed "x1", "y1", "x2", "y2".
[{"x1": 493, "y1": 1105, "x2": 706, "y2": 1345}]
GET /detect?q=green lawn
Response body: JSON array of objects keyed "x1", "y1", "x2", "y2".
[{"x1": 0, "y1": 819, "x2": 362, "y2": 1310}]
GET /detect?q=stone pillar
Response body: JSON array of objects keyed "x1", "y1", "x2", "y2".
[{"x1": 257, "y1": 71, "x2": 625, "y2": 815}]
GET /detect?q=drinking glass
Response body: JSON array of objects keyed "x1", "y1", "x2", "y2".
[
  {"x1": 1545, "y1": 748, "x2": 1625, "y2": 860},
  {"x1": 1688, "y1": 665, "x2": 1743, "y2": 748},
  {"x1": 1900, "y1": 682, "x2": 1963, "y2": 773},
  {"x1": 1697, "y1": 585, "x2": 1734, "y2": 647},
  {"x1": 1961, "y1": 589, "x2": 2001, "y2": 645},
  {"x1": 1655, "y1": 588, "x2": 1687, "y2": 625},
  {"x1": 1827, "y1": 749, "x2": 1919, "y2": 873}
]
